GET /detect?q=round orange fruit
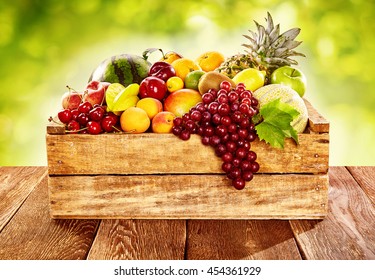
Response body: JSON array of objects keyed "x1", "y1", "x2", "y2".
[
  {"x1": 136, "y1": 97, "x2": 163, "y2": 120},
  {"x1": 120, "y1": 107, "x2": 150, "y2": 133},
  {"x1": 196, "y1": 51, "x2": 225, "y2": 72},
  {"x1": 171, "y1": 58, "x2": 201, "y2": 81},
  {"x1": 160, "y1": 51, "x2": 183, "y2": 64}
]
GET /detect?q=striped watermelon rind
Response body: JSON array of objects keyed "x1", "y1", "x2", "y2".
[{"x1": 89, "y1": 54, "x2": 151, "y2": 87}]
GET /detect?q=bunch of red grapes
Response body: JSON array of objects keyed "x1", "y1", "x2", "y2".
[
  {"x1": 172, "y1": 81, "x2": 260, "y2": 190},
  {"x1": 55, "y1": 101, "x2": 120, "y2": 134}
]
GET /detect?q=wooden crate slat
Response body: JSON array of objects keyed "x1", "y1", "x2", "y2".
[
  {"x1": 304, "y1": 99, "x2": 330, "y2": 133},
  {"x1": 46, "y1": 133, "x2": 329, "y2": 175},
  {"x1": 49, "y1": 173, "x2": 328, "y2": 219},
  {"x1": 87, "y1": 220, "x2": 186, "y2": 260},
  {"x1": 186, "y1": 220, "x2": 302, "y2": 260}
]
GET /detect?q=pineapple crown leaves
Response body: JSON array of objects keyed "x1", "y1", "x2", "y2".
[{"x1": 241, "y1": 12, "x2": 306, "y2": 68}]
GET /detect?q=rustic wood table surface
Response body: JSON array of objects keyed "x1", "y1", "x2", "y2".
[{"x1": 0, "y1": 166, "x2": 374, "y2": 260}]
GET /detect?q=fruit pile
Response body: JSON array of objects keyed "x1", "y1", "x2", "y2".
[
  {"x1": 50, "y1": 12, "x2": 309, "y2": 190},
  {"x1": 172, "y1": 80, "x2": 260, "y2": 190}
]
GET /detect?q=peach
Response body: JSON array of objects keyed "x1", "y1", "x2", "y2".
[
  {"x1": 83, "y1": 80, "x2": 106, "y2": 106},
  {"x1": 136, "y1": 97, "x2": 163, "y2": 120},
  {"x1": 61, "y1": 91, "x2": 83, "y2": 110},
  {"x1": 152, "y1": 111, "x2": 176, "y2": 133},
  {"x1": 163, "y1": 89, "x2": 202, "y2": 117},
  {"x1": 120, "y1": 107, "x2": 150, "y2": 133}
]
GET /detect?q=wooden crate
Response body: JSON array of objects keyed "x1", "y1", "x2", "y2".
[{"x1": 46, "y1": 100, "x2": 329, "y2": 219}]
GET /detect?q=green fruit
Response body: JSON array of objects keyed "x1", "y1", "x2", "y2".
[
  {"x1": 184, "y1": 70, "x2": 205, "y2": 90},
  {"x1": 253, "y1": 84, "x2": 308, "y2": 133},
  {"x1": 89, "y1": 54, "x2": 151, "y2": 87}
]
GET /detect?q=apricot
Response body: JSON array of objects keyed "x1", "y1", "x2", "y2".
[
  {"x1": 152, "y1": 111, "x2": 175, "y2": 133},
  {"x1": 120, "y1": 107, "x2": 150, "y2": 133},
  {"x1": 136, "y1": 97, "x2": 163, "y2": 120}
]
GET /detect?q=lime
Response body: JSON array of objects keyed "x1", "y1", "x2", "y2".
[{"x1": 184, "y1": 70, "x2": 206, "y2": 90}]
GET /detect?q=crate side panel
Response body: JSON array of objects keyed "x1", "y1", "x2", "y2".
[
  {"x1": 47, "y1": 133, "x2": 329, "y2": 175},
  {"x1": 304, "y1": 99, "x2": 330, "y2": 133},
  {"x1": 49, "y1": 174, "x2": 328, "y2": 219}
]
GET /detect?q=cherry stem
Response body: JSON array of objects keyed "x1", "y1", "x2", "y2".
[
  {"x1": 65, "y1": 127, "x2": 87, "y2": 134},
  {"x1": 48, "y1": 116, "x2": 64, "y2": 126}
]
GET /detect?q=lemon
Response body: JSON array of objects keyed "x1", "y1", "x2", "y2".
[
  {"x1": 232, "y1": 68, "x2": 266, "y2": 92},
  {"x1": 166, "y1": 76, "x2": 184, "y2": 92}
]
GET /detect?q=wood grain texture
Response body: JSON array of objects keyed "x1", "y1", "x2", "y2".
[
  {"x1": 46, "y1": 132, "x2": 329, "y2": 175},
  {"x1": 0, "y1": 166, "x2": 47, "y2": 233},
  {"x1": 49, "y1": 173, "x2": 328, "y2": 219},
  {"x1": 87, "y1": 220, "x2": 186, "y2": 260},
  {"x1": 304, "y1": 99, "x2": 330, "y2": 133},
  {"x1": 0, "y1": 175, "x2": 99, "y2": 260},
  {"x1": 186, "y1": 220, "x2": 302, "y2": 260},
  {"x1": 347, "y1": 166, "x2": 375, "y2": 205},
  {"x1": 290, "y1": 167, "x2": 375, "y2": 260}
]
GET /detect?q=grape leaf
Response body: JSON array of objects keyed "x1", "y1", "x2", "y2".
[{"x1": 255, "y1": 98, "x2": 300, "y2": 149}]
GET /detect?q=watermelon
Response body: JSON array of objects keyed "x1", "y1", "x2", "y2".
[{"x1": 89, "y1": 54, "x2": 151, "y2": 87}]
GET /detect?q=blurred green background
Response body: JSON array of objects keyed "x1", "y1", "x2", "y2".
[{"x1": 1, "y1": 0, "x2": 374, "y2": 166}]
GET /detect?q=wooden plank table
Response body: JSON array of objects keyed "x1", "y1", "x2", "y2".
[{"x1": 0, "y1": 166, "x2": 374, "y2": 260}]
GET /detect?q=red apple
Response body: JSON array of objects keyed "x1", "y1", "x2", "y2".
[
  {"x1": 139, "y1": 76, "x2": 167, "y2": 100},
  {"x1": 152, "y1": 111, "x2": 176, "y2": 133},
  {"x1": 164, "y1": 89, "x2": 202, "y2": 117},
  {"x1": 83, "y1": 80, "x2": 107, "y2": 106},
  {"x1": 61, "y1": 91, "x2": 83, "y2": 110},
  {"x1": 149, "y1": 61, "x2": 176, "y2": 82}
]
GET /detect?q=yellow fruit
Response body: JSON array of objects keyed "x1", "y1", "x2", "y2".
[
  {"x1": 232, "y1": 68, "x2": 266, "y2": 92},
  {"x1": 253, "y1": 84, "x2": 308, "y2": 133},
  {"x1": 171, "y1": 58, "x2": 201, "y2": 81},
  {"x1": 196, "y1": 51, "x2": 225, "y2": 72},
  {"x1": 120, "y1": 107, "x2": 150, "y2": 133},
  {"x1": 166, "y1": 76, "x2": 184, "y2": 92},
  {"x1": 136, "y1": 97, "x2": 163, "y2": 120},
  {"x1": 160, "y1": 51, "x2": 183, "y2": 64}
]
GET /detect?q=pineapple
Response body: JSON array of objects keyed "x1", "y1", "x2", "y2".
[{"x1": 217, "y1": 12, "x2": 305, "y2": 82}]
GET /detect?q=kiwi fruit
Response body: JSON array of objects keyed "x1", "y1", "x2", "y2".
[{"x1": 198, "y1": 71, "x2": 236, "y2": 95}]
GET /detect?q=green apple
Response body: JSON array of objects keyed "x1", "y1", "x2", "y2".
[{"x1": 270, "y1": 66, "x2": 307, "y2": 97}]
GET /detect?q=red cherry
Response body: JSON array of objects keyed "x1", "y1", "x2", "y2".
[
  {"x1": 57, "y1": 109, "x2": 72, "y2": 124},
  {"x1": 101, "y1": 115, "x2": 118, "y2": 132},
  {"x1": 87, "y1": 121, "x2": 102, "y2": 134},
  {"x1": 89, "y1": 106, "x2": 105, "y2": 121},
  {"x1": 78, "y1": 101, "x2": 93, "y2": 114},
  {"x1": 67, "y1": 120, "x2": 80, "y2": 133}
]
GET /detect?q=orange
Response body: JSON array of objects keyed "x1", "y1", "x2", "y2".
[
  {"x1": 166, "y1": 76, "x2": 184, "y2": 92},
  {"x1": 160, "y1": 51, "x2": 183, "y2": 64},
  {"x1": 120, "y1": 107, "x2": 150, "y2": 133},
  {"x1": 136, "y1": 97, "x2": 163, "y2": 120},
  {"x1": 171, "y1": 58, "x2": 201, "y2": 81},
  {"x1": 196, "y1": 51, "x2": 225, "y2": 72}
]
